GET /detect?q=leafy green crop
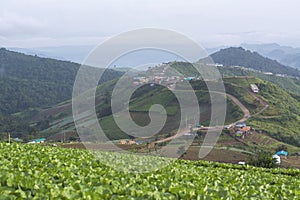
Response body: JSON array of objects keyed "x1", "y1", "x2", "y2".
[{"x1": 0, "y1": 143, "x2": 299, "y2": 199}]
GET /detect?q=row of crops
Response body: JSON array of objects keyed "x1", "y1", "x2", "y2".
[{"x1": 0, "y1": 142, "x2": 299, "y2": 199}]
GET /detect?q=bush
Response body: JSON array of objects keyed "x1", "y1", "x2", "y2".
[
  {"x1": 248, "y1": 151, "x2": 277, "y2": 168},
  {"x1": 275, "y1": 144, "x2": 288, "y2": 152}
]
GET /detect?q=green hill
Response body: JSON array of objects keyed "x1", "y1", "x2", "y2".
[
  {"x1": 0, "y1": 48, "x2": 123, "y2": 115},
  {"x1": 14, "y1": 77, "x2": 243, "y2": 141},
  {"x1": 0, "y1": 49, "x2": 123, "y2": 138},
  {"x1": 217, "y1": 66, "x2": 300, "y2": 95},
  {"x1": 11, "y1": 74, "x2": 300, "y2": 151},
  {"x1": 222, "y1": 77, "x2": 300, "y2": 147},
  {"x1": 170, "y1": 61, "x2": 300, "y2": 95},
  {"x1": 1, "y1": 51, "x2": 299, "y2": 155},
  {"x1": 241, "y1": 43, "x2": 300, "y2": 70},
  {"x1": 205, "y1": 47, "x2": 300, "y2": 77},
  {"x1": 248, "y1": 81, "x2": 300, "y2": 146}
]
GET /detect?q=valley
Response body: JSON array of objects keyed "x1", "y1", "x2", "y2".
[{"x1": 1, "y1": 48, "x2": 300, "y2": 169}]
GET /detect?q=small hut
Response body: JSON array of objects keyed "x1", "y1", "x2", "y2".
[{"x1": 275, "y1": 150, "x2": 288, "y2": 158}]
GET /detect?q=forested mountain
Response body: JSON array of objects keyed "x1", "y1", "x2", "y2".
[
  {"x1": 241, "y1": 43, "x2": 300, "y2": 70},
  {"x1": 206, "y1": 47, "x2": 300, "y2": 77},
  {"x1": 0, "y1": 48, "x2": 123, "y2": 114}
]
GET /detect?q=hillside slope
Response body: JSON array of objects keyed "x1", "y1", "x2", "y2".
[
  {"x1": 166, "y1": 63, "x2": 300, "y2": 148},
  {"x1": 14, "y1": 77, "x2": 245, "y2": 141},
  {"x1": 241, "y1": 43, "x2": 300, "y2": 70},
  {"x1": 0, "y1": 48, "x2": 123, "y2": 114},
  {"x1": 205, "y1": 47, "x2": 300, "y2": 76},
  {"x1": 13, "y1": 74, "x2": 300, "y2": 150},
  {"x1": 171, "y1": 61, "x2": 300, "y2": 95},
  {"x1": 221, "y1": 77, "x2": 300, "y2": 147}
]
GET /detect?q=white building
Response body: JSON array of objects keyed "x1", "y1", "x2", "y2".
[
  {"x1": 250, "y1": 84, "x2": 259, "y2": 93},
  {"x1": 272, "y1": 154, "x2": 281, "y2": 165}
]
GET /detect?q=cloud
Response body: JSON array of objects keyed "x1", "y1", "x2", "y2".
[
  {"x1": 0, "y1": 12, "x2": 45, "y2": 37},
  {"x1": 0, "y1": 35, "x2": 109, "y2": 48},
  {"x1": 0, "y1": 0, "x2": 300, "y2": 48}
]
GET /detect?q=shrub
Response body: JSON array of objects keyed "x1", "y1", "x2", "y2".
[{"x1": 248, "y1": 151, "x2": 277, "y2": 168}]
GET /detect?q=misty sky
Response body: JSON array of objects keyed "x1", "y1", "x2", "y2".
[{"x1": 1, "y1": 0, "x2": 300, "y2": 48}]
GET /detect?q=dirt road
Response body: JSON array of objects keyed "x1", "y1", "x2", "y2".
[
  {"x1": 153, "y1": 85, "x2": 269, "y2": 144},
  {"x1": 226, "y1": 93, "x2": 251, "y2": 123}
]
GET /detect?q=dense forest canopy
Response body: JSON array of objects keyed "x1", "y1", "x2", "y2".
[{"x1": 0, "y1": 48, "x2": 123, "y2": 114}]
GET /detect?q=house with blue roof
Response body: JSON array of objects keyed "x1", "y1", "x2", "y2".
[
  {"x1": 275, "y1": 150, "x2": 288, "y2": 158},
  {"x1": 28, "y1": 138, "x2": 46, "y2": 144}
]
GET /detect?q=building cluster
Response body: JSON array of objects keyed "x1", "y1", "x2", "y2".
[
  {"x1": 206, "y1": 63, "x2": 223, "y2": 67},
  {"x1": 233, "y1": 122, "x2": 252, "y2": 139},
  {"x1": 27, "y1": 138, "x2": 46, "y2": 144},
  {"x1": 263, "y1": 72, "x2": 289, "y2": 77},
  {"x1": 119, "y1": 140, "x2": 136, "y2": 145},
  {"x1": 132, "y1": 64, "x2": 187, "y2": 89},
  {"x1": 133, "y1": 75, "x2": 182, "y2": 87}
]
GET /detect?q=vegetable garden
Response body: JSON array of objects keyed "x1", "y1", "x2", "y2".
[{"x1": 0, "y1": 143, "x2": 299, "y2": 199}]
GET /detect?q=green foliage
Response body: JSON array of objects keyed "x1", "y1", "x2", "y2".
[
  {"x1": 129, "y1": 85, "x2": 179, "y2": 115},
  {"x1": 35, "y1": 78, "x2": 243, "y2": 140},
  {"x1": 217, "y1": 66, "x2": 300, "y2": 95},
  {"x1": 170, "y1": 62, "x2": 200, "y2": 77},
  {"x1": 247, "y1": 151, "x2": 277, "y2": 168},
  {"x1": 276, "y1": 145, "x2": 288, "y2": 152},
  {"x1": 171, "y1": 60, "x2": 300, "y2": 95},
  {"x1": 0, "y1": 49, "x2": 123, "y2": 135},
  {"x1": 0, "y1": 143, "x2": 300, "y2": 199},
  {"x1": 0, "y1": 48, "x2": 123, "y2": 115},
  {"x1": 224, "y1": 82, "x2": 263, "y2": 114},
  {"x1": 248, "y1": 81, "x2": 300, "y2": 146},
  {"x1": 208, "y1": 47, "x2": 300, "y2": 76}
]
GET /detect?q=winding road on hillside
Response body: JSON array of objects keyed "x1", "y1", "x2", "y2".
[
  {"x1": 154, "y1": 92, "x2": 250, "y2": 144},
  {"x1": 154, "y1": 87, "x2": 269, "y2": 144},
  {"x1": 246, "y1": 89, "x2": 269, "y2": 117},
  {"x1": 226, "y1": 93, "x2": 250, "y2": 123}
]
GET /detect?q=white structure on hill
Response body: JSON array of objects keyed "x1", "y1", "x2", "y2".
[
  {"x1": 250, "y1": 84, "x2": 259, "y2": 93},
  {"x1": 272, "y1": 154, "x2": 281, "y2": 165}
]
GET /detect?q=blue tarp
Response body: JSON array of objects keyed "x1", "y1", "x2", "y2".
[
  {"x1": 275, "y1": 150, "x2": 288, "y2": 156},
  {"x1": 184, "y1": 77, "x2": 195, "y2": 81},
  {"x1": 33, "y1": 138, "x2": 46, "y2": 143}
]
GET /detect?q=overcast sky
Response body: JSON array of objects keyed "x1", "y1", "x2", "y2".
[{"x1": 1, "y1": 0, "x2": 300, "y2": 48}]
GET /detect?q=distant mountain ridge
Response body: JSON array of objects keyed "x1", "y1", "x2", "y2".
[
  {"x1": 206, "y1": 47, "x2": 300, "y2": 77},
  {"x1": 8, "y1": 46, "x2": 94, "y2": 64},
  {"x1": 7, "y1": 46, "x2": 183, "y2": 67},
  {"x1": 241, "y1": 43, "x2": 300, "y2": 70}
]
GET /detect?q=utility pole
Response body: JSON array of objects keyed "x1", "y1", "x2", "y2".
[
  {"x1": 8, "y1": 131, "x2": 10, "y2": 144},
  {"x1": 186, "y1": 115, "x2": 188, "y2": 129}
]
